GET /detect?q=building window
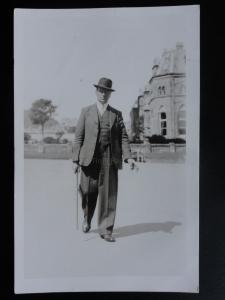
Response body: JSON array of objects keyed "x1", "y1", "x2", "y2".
[
  {"x1": 162, "y1": 86, "x2": 165, "y2": 95},
  {"x1": 160, "y1": 111, "x2": 167, "y2": 136},
  {"x1": 144, "y1": 110, "x2": 151, "y2": 128},
  {"x1": 178, "y1": 106, "x2": 186, "y2": 135},
  {"x1": 158, "y1": 86, "x2": 162, "y2": 95},
  {"x1": 143, "y1": 110, "x2": 151, "y2": 136}
]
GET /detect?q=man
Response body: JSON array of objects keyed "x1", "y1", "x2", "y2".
[{"x1": 72, "y1": 77, "x2": 137, "y2": 242}]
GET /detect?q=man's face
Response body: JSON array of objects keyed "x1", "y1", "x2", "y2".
[{"x1": 96, "y1": 87, "x2": 112, "y2": 104}]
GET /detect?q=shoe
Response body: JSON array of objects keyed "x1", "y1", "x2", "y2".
[
  {"x1": 100, "y1": 234, "x2": 115, "y2": 242},
  {"x1": 82, "y1": 219, "x2": 91, "y2": 233}
]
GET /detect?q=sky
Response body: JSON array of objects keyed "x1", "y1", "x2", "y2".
[{"x1": 14, "y1": 6, "x2": 197, "y2": 121}]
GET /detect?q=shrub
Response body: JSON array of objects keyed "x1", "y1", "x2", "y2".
[
  {"x1": 24, "y1": 133, "x2": 31, "y2": 144},
  {"x1": 61, "y1": 138, "x2": 69, "y2": 144},
  {"x1": 130, "y1": 136, "x2": 144, "y2": 144},
  {"x1": 66, "y1": 126, "x2": 76, "y2": 133},
  {"x1": 148, "y1": 135, "x2": 186, "y2": 144},
  {"x1": 55, "y1": 130, "x2": 64, "y2": 142},
  {"x1": 148, "y1": 135, "x2": 167, "y2": 144},
  {"x1": 167, "y1": 138, "x2": 186, "y2": 144},
  {"x1": 43, "y1": 136, "x2": 57, "y2": 144}
]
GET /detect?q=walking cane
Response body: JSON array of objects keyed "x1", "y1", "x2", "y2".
[{"x1": 75, "y1": 167, "x2": 79, "y2": 230}]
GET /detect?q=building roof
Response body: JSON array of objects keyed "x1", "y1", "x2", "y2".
[{"x1": 152, "y1": 42, "x2": 186, "y2": 78}]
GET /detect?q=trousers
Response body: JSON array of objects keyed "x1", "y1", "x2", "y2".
[{"x1": 79, "y1": 145, "x2": 118, "y2": 235}]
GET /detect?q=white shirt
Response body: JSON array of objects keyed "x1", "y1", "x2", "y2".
[{"x1": 96, "y1": 102, "x2": 108, "y2": 116}]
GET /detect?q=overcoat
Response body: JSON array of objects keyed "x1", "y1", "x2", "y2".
[{"x1": 72, "y1": 103, "x2": 132, "y2": 168}]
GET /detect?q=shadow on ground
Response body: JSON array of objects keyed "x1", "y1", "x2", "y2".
[{"x1": 91, "y1": 221, "x2": 181, "y2": 238}]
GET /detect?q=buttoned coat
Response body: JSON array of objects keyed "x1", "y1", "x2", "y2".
[{"x1": 72, "y1": 103, "x2": 132, "y2": 169}]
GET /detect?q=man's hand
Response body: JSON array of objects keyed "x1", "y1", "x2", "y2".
[
  {"x1": 127, "y1": 158, "x2": 139, "y2": 171},
  {"x1": 72, "y1": 162, "x2": 80, "y2": 174}
]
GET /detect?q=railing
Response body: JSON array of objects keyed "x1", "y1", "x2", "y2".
[
  {"x1": 130, "y1": 143, "x2": 186, "y2": 153},
  {"x1": 130, "y1": 143, "x2": 186, "y2": 162}
]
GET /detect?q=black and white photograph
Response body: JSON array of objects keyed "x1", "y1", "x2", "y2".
[{"x1": 14, "y1": 5, "x2": 200, "y2": 293}]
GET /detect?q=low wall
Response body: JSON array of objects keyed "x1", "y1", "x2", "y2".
[
  {"x1": 130, "y1": 143, "x2": 185, "y2": 163},
  {"x1": 24, "y1": 144, "x2": 73, "y2": 160},
  {"x1": 24, "y1": 143, "x2": 186, "y2": 162},
  {"x1": 130, "y1": 143, "x2": 185, "y2": 153}
]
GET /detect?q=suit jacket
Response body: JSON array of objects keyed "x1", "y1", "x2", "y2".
[{"x1": 72, "y1": 103, "x2": 132, "y2": 169}]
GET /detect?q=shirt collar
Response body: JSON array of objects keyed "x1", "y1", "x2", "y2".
[{"x1": 96, "y1": 101, "x2": 109, "y2": 115}]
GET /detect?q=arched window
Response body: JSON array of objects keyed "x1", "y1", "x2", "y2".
[
  {"x1": 178, "y1": 105, "x2": 186, "y2": 135},
  {"x1": 162, "y1": 86, "x2": 166, "y2": 95},
  {"x1": 158, "y1": 86, "x2": 162, "y2": 95},
  {"x1": 159, "y1": 106, "x2": 167, "y2": 136}
]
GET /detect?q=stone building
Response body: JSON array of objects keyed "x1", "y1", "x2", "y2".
[{"x1": 130, "y1": 42, "x2": 186, "y2": 141}]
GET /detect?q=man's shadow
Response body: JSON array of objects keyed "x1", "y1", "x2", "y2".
[{"x1": 91, "y1": 221, "x2": 181, "y2": 238}]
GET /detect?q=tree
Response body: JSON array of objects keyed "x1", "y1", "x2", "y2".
[
  {"x1": 67, "y1": 126, "x2": 76, "y2": 133},
  {"x1": 24, "y1": 132, "x2": 31, "y2": 144},
  {"x1": 29, "y1": 99, "x2": 57, "y2": 139},
  {"x1": 55, "y1": 130, "x2": 64, "y2": 143},
  {"x1": 61, "y1": 117, "x2": 77, "y2": 133}
]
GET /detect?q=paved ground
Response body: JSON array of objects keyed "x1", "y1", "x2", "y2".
[{"x1": 24, "y1": 159, "x2": 187, "y2": 278}]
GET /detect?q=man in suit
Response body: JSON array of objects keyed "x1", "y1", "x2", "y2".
[{"x1": 72, "y1": 77, "x2": 137, "y2": 242}]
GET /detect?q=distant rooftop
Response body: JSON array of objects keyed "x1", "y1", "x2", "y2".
[{"x1": 152, "y1": 42, "x2": 186, "y2": 77}]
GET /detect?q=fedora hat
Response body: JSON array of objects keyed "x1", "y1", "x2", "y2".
[{"x1": 93, "y1": 77, "x2": 115, "y2": 92}]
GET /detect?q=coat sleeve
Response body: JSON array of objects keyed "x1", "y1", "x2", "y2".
[
  {"x1": 118, "y1": 111, "x2": 132, "y2": 162},
  {"x1": 72, "y1": 108, "x2": 85, "y2": 163}
]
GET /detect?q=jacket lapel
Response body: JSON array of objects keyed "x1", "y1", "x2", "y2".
[
  {"x1": 92, "y1": 103, "x2": 116, "y2": 129},
  {"x1": 107, "y1": 105, "x2": 116, "y2": 129},
  {"x1": 88, "y1": 104, "x2": 99, "y2": 128}
]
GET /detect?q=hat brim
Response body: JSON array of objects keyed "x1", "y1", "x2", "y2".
[{"x1": 93, "y1": 84, "x2": 115, "y2": 92}]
